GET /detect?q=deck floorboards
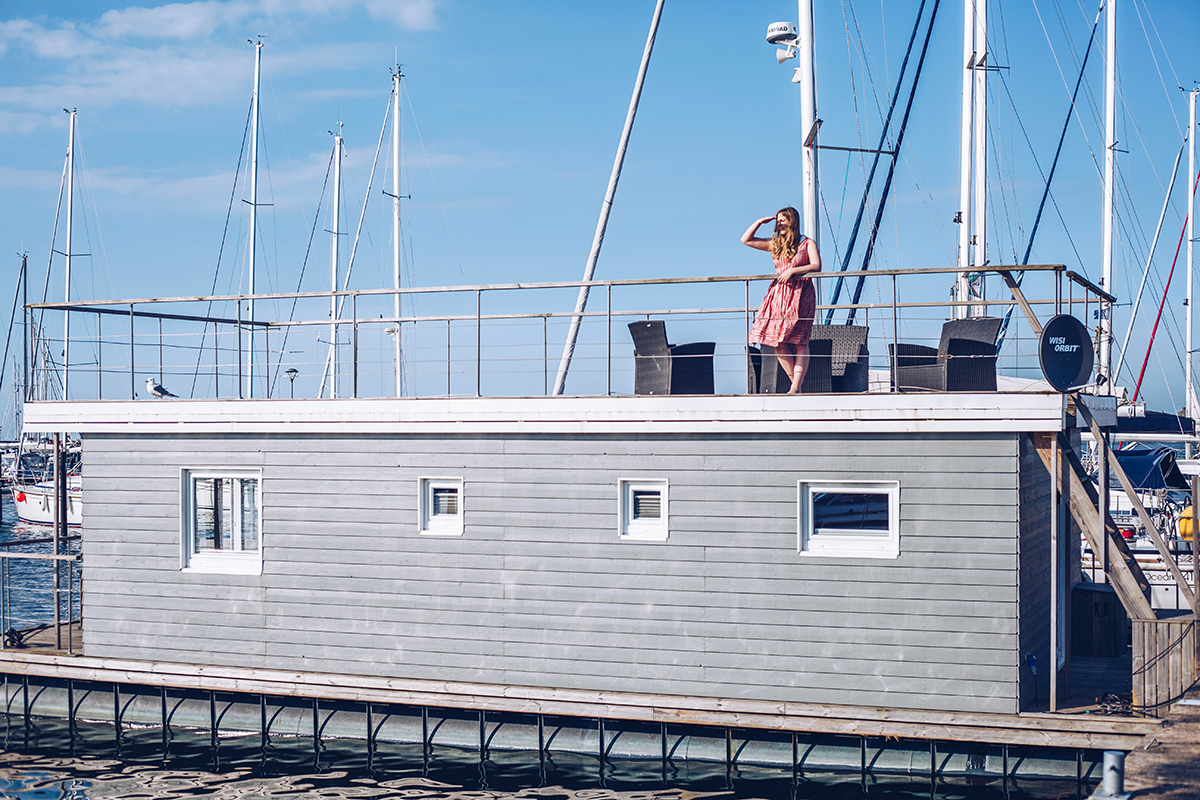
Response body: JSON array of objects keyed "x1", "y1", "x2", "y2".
[{"x1": 1104, "y1": 682, "x2": 1200, "y2": 800}]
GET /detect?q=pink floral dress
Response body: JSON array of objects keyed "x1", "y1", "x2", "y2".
[{"x1": 749, "y1": 238, "x2": 818, "y2": 347}]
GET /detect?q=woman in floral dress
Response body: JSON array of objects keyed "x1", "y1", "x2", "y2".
[{"x1": 742, "y1": 206, "x2": 822, "y2": 394}]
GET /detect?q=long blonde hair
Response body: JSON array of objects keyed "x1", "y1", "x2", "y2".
[{"x1": 770, "y1": 206, "x2": 801, "y2": 260}]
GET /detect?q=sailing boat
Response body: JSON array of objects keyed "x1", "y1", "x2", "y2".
[{"x1": 10, "y1": 113, "x2": 84, "y2": 528}]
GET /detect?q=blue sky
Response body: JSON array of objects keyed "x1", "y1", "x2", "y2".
[{"x1": 2, "y1": 1, "x2": 1200, "y2": 419}]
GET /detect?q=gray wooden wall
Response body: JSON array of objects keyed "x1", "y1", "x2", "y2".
[
  {"x1": 80, "y1": 430, "x2": 1040, "y2": 715},
  {"x1": 1017, "y1": 432, "x2": 1052, "y2": 711}
]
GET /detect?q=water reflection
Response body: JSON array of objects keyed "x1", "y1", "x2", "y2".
[{"x1": 0, "y1": 715, "x2": 1092, "y2": 800}]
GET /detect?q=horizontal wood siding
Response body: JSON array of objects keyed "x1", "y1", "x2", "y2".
[
  {"x1": 80, "y1": 431, "x2": 1021, "y2": 713},
  {"x1": 1017, "y1": 432, "x2": 1052, "y2": 712}
]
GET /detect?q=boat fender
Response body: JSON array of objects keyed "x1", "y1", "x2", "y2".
[
  {"x1": 14, "y1": 492, "x2": 24, "y2": 503},
  {"x1": 1179, "y1": 506, "x2": 1194, "y2": 542}
]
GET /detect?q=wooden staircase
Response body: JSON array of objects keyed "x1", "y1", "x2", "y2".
[{"x1": 1036, "y1": 397, "x2": 1199, "y2": 717}]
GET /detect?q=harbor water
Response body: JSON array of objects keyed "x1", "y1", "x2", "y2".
[{"x1": 0, "y1": 494, "x2": 1097, "y2": 799}]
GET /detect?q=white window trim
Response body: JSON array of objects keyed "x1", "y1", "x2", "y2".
[
  {"x1": 798, "y1": 479, "x2": 900, "y2": 559},
  {"x1": 180, "y1": 468, "x2": 263, "y2": 575},
  {"x1": 419, "y1": 477, "x2": 464, "y2": 536},
  {"x1": 619, "y1": 478, "x2": 669, "y2": 542}
]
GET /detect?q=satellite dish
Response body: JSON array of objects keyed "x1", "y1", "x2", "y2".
[{"x1": 1038, "y1": 314, "x2": 1094, "y2": 392}]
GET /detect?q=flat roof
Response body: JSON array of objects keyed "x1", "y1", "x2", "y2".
[{"x1": 23, "y1": 392, "x2": 1069, "y2": 435}]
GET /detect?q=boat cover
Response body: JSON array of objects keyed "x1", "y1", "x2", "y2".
[
  {"x1": 1111, "y1": 446, "x2": 1189, "y2": 491},
  {"x1": 1115, "y1": 410, "x2": 1195, "y2": 436}
]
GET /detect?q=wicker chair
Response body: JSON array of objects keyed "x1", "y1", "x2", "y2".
[
  {"x1": 811, "y1": 324, "x2": 869, "y2": 393},
  {"x1": 889, "y1": 317, "x2": 1002, "y2": 392},
  {"x1": 749, "y1": 340, "x2": 833, "y2": 393},
  {"x1": 628, "y1": 321, "x2": 715, "y2": 395},
  {"x1": 747, "y1": 324, "x2": 868, "y2": 394}
]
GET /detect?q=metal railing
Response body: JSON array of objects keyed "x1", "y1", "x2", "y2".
[
  {"x1": 0, "y1": 536, "x2": 81, "y2": 654},
  {"x1": 22, "y1": 263, "x2": 1109, "y2": 401}
]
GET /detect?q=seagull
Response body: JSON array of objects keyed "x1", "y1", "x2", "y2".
[{"x1": 145, "y1": 377, "x2": 178, "y2": 399}]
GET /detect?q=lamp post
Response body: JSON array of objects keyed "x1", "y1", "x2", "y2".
[{"x1": 285, "y1": 368, "x2": 298, "y2": 399}]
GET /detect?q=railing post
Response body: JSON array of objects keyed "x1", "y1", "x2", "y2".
[
  {"x1": 475, "y1": 289, "x2": 482, "y2": 398},
  {"x1": 264, "y1": 324, "x2": 270, "y2": 399},
  {"x1": 236, "y1": 300, "x2": 243, "y2": 400},
  {"x1": 97, "y1": 315, "x2": 102, "y2": 400},
  {"x1": 53, "y1": 433, "x2": 61, "y2": 651},
  {"x1": 129, "y1": 304, "x2": 135, "y2": 400},
  {"x1": 352, "y1": 294, "x2": 359, "y2": 399},
  {"x1": 606, "y1": 284, "x2": 612, "y2": 397},
  {"x1": 214, "y1": 323, "x2": 220, "y2": 399},
  {"x1": 158, "y1": 317, "x2": 163, "y2": 386},
  {"x1": 891, "y1": 275, "x2": 899, "y2": 392},
  {"x1": 543, "y1": 316, "x2": 549, "y2": 396},
  {"x1": 446, "y1": 320, "x2": 451, "y2": 396}
]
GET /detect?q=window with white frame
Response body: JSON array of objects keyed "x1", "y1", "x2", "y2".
[
  {"x1": 182, "y1": 469, "x2": 262, "y2": 574},
  {"x1": 798, "y1": 480, "x2": 899, "y2": 558},
  {"x1": 619, "y1": 479, "x2": 668, "y2": 541},
  {"x1": 420, "y1": 477, "x2": 464, "y2": 535}
]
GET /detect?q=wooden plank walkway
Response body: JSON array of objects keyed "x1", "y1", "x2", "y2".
[
  {"x1": 3, "y1": 621, "x2": 81, "y2": 653},
  {"x1": 0, "y1": 650, "x2": 1161, "y2": 751},
  {"x1": 1109, "y1": 683, "x2": 1200, "y2": 800}
]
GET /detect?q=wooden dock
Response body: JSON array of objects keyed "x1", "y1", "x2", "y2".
[
  {"x1": 4, "y1": 621, "x2": 81, "y2": 653},
  {"x1": 0, "y1": 650, "x2": 1161, "y2": 751},
  {"x1": 1107, "y1": 683, "x2": 1200, "y2": 800}
]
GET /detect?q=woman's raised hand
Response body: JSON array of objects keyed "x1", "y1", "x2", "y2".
[{"x1": 758, "y1": 215, "x2": 776, "y2": 226}]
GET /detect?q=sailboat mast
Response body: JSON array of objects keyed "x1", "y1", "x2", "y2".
[
  {"x1": 330, "y1": 128, "x2": 343, "y2": 398},
  {"x1": 1188, "y1": 88, "x2": 1197, "y2": 449},
  {"x1": 797, "y1": 0, "x2": 819, "y2": 250},
  {"x1": 1100, "y1": 0, "x2": 1116, "y2": 391},
  {"x1": 63, "y1": 109, "x2": 75, "y2": 399},
  {"x1": 970, "y1": 0, "x2": 987, "y2": 315},
  {"x1": 551, "y1": 0, "x2": 664, "y2": 396},
  {"x1": 248, "y1": 38, "x2": 262, "y2": 398},
  {"x1": 955, "y1": 1, "x2": 974, "y2": 316},
  {"x1": 392, "y1": 69, "x2": 403, "y2": 398}
]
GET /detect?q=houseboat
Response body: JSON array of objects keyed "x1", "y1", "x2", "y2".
[
  {"x1": 0, "y1": 261, "x2": 1190, "y2": 781},
  {"x1": 3, "y1": 2, "x2": 1197, "y2": 784}
]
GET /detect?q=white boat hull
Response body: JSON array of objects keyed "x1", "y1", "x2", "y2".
[{"x1": 11, "y1": 481, "x2": 82, "y2": 527}]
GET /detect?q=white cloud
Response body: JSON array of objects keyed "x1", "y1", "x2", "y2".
[
  {"x1": 95, "y1": 1, "x2": 255, "y2": 40},
  {"x1": 0, "y1": 1, "x2": 442, "y2": 117},
  {"x1": 364, "y1": 0, "x2": 438, "y2": 31}
]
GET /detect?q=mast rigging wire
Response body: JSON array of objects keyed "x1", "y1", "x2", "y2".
[
  {"x1": 1132, "y1": 169, "x2": 1200, "y2": 403},
  {"x1": 824, "y1": 0, "x2": 928, "y2": 323},
  {"x1": 318, "y1": 89, "x2": 394, "y2": 397},
  {"x1": 846, "y1": 0, "x2": 941, "y2": 324},
  {"x1": 994, "y1": 1, "x2": 1102, "y2": 350},
  {"x1": 189, "y1": 97, "x2": 254, "y2": 397},
  {"x1": 1113, "y1": 140, "x2": 1184, "y2": 386},
  {"x1": 269, "y1": 150, "x2": 335, "y2": 398}
]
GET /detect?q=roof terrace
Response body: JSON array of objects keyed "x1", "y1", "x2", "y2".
[{"x1": 19, "y1": 263, "x2": 1105, "y2": 404}]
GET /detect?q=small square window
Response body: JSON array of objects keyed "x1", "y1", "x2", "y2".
[
  {"x1": 181, "y1": 469, "x2": 262, "y2": 574},
  {"x1": 798, "y1": 480, "x2": 899, "y2": 558},
  {"x1": 620, "y1": 479, "x2": 668, "y2": 541},
  {"x1": 420, "y1": 477, "x2": 464, "y2": 536}
]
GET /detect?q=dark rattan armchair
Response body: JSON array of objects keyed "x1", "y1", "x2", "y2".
[
  {"x1": 747, "y1": 325, "x2": 868, "y2": 394},
  {"x1": 889, "y1": 317, "x2": 1002, "y2": 392},
  {"x1": 628, "y1": 321, "x2": 715, "y2": 395}
]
